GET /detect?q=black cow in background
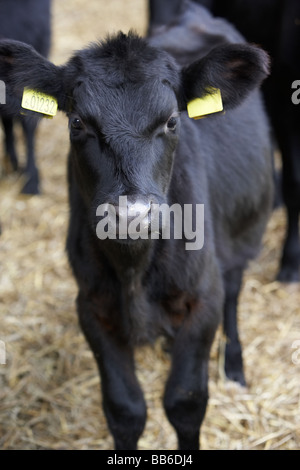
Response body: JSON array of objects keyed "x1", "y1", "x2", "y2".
[
  {"x1": 149, "y1": 0, "x2": 300, "y2": 283},
  {"x1": 148, "y1": 0, "x2": 213, "y2": 32},
  {"x1": 0, "y1": 0, "x2": 51, "y2": 194}
]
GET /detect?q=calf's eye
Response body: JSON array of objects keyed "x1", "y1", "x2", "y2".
[
  {"x1": 71, "y1": 117, "x2": 84, "y2": 130},
  {"x1": 166, "y1": 116, "x2": 177, "y2": 132}
]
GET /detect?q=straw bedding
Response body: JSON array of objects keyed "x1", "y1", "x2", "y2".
[{"x1": 0, "y1": 0, "x2": 299, "y2": 450}]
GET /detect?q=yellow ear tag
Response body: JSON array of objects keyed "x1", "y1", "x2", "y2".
[
  {"x1": 187, "y1": 87, "x2": 223, "y2": 120},
  {"x1": 21, "y1": 87, "x2": 58, "y2": 117}
]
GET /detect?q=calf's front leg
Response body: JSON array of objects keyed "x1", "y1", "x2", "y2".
[
  {"x1": 164, "y1": 300, "x2": 220, "y2": 450},
  {"x1": 77, "y1": 293, "x2": 147, "y2": 450}
]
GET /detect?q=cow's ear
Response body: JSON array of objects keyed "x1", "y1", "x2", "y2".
[
  {"x1": 180, "y1": 44, "x2": 270, "y2": 111},
  {"x1": 0, "y1": 39, "x2": 67, "y2": 111}
]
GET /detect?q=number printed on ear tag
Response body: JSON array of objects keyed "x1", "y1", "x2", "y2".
[{"x1": 21, "y1": 87, "x2": 58, "y2": 117}]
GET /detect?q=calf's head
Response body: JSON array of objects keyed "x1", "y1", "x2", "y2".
[{"x1": 0, "y1": 32, "x2": 269, "y2": 240}]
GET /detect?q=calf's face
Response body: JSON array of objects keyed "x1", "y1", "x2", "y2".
[
  {"x1": 66, "y1": 40, "x2": 184, "y2": 237},
  {"x1": 0, "y1": 33, "x2": 269, "y2": 238},
  {"x1": 68, "y1": 67, "x2": 181, "y2": 228}
]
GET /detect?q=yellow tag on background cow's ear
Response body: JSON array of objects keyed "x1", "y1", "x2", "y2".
[
  {"x1": 21, "y1": 87, "x2": 58, "y2": 117},
  {"x1": 187, "y1": 87, "x2": 223, "y2": 120}
]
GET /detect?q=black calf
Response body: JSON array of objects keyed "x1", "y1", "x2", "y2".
[{"x1": 0, "y1": 12, "x2": 272, "y2": 449}]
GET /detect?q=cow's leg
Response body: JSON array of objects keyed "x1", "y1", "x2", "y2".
[
  {"x1": 223, "y1": 267, "x2": 246, "y2": 386},
  {"x1": 163, "y1": 295, "x2": 221, "y2": 450},
  {"x1": 77, "y1": 293, "x2": 147, "y2": 450},
  {"x1": 278, "y1": 206, "x2": 300, "y2": 282},
  {"x1": 20, "y1": 116, "x2": 40, "y2": 194},
  {"x1": 2, "y1": 116, "x2": 18, "y2": 171},
  {"x1": 277, "y1": 132, "x2": 300, "y2": 282}
]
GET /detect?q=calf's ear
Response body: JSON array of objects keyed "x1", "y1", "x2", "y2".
[
  {"x1": 0, "y1": 39, "x2": 67, "y2": 111},
  {"x1": 180, "y1": 43, "x2": 270, "y2": 111}
]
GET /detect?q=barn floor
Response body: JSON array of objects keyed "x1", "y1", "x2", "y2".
[{"x1": 0, "y1": 0, "x2": 300, "y2": 450}]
